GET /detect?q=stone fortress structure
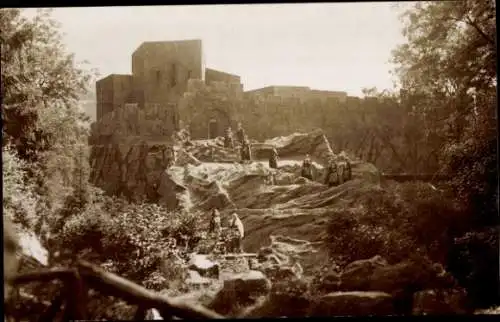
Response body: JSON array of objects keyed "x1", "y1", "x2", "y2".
[{"x1": 91, "y1": 39, "x2": 362, "y2": 144}]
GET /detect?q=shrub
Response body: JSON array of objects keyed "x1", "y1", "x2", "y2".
[
  {"x1": 59, "y1": 197, "x2": 204, "y2": 285},
  {"x1": 326, "y1": 182, "x2": 458, "y2": 265},
  {"x1": 2, "y1": 146, "x2": 40, "y2": 231}
]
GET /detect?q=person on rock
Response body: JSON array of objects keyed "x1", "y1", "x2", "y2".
[
  {"x1": 346, "y1": 159, "x2": 352, "y2": 181},
  {"x1": 240, "y1": 139, "x2": 252, "y2": 162},
  {"x1": 229, "y1": 213, "x2": 245, "y2": 253},
  {"x1": 269, "y1": 147, "x2": 279, "y2": 169},
  {"x1": 224, "y1": 127, "x2": 235, "y2": 149},
  {"x1": 183, "y1": 126, "x2": 192, "y2": 146},
  {"x1": 235, "y1": 122, "x2": 247, "y2": 146},
  {"x1": 301, "y1": 154, "x2": 314, "y2": 181},
  {"x1": 208, "y1": 208, "x2": 222, "y2": 239},
  {"x1": 324, "y1": 158, "x2": 339, "y2": 187}
]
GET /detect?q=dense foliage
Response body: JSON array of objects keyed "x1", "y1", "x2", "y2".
[
  {"x1": 1, "y1": 8, "x2": 96, "y2": 237},
  {"x1": 327, "y1": 0, "x2": 498, "y2": 308},
  {"x1": 57, "y1": 196, "x2": 204, "y2": 286},
  {"x1": 2, "y1": 2, "x2": 497, "y2": 315}
]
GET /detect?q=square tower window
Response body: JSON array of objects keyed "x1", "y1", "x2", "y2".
[{"x1": 156, "y1": 70, "x2": 161, "y2": 85}]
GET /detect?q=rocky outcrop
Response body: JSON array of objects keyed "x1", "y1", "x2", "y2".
[
  {"x1": 412, "y1": 288, "x2": 469, "y2": 315},
  {"x1": 187, "y1": 254, "x2": 220, "y2": 279},
  {"x1": 208, "y1": 270, "x2": 271, "y2": 316},
  {"x1": 89, "y1": 139, "x2": 174, "y2": 203},
  {"x1": 309, "y1": 291, "x2": 395, "y2": 317},
  {"x1": 262, "y1": 128, "x2": 335, "y2": 164},
  {"x1": 338, "y1": 256, "x2": 457, "y2": 294}
]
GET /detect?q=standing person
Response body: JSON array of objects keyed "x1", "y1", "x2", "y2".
[
  {"x1": 301, "y1": 154, "x2": 314, "y2": 181},
  {"x1": 346, "y1": 159, "x2": 352, "y2": 181},
  {"x1": 224, "y1": 127, "x2": 234, "y2": 149},
  {"x1": 229, "y1": 213, "x2": 245, "y2": 253},
  {"x1": 235, "y1": 122, "x2": 246, "y2": 146},
  {"x1": 208, "y1": 208, "x2": 222, "y2": 239},
  {"x1": 324, "y1": 158, "x2": 339, "y2": 187},
  {"x1": 269, "y1": 147, "x2": 279, "y2": 169},
  {"x1": 240, "y1": 139, "x2": 252, "y2": 162}
]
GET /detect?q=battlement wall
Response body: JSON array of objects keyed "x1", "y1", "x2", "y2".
[
  {"x1": 90, "y1": 101, "x2": 178, "y2": 145},
  {"x1": 178, "y1": 80, "x2": 348, "y2": 141}
]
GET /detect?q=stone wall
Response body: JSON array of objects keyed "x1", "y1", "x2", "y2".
[
  {"x1": 89, "y1": 102, "x2": 178, "y2": 145},
  {"x1": 205, "y1": 68, "x2": 242, "y2": 89},
  {"x1": 131, "y1": 40, "x2": 203, "y2": 106},
  {"x1": 177, "y1": 80, "x2": 347, "y2": 141},
  {"x1": 96, "y1": 75, "x2": 134, "y2": 121}
]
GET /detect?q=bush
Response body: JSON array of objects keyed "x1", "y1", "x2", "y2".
[
  {"x1": 326, "y1": 182, "x2": 458, "y2": 266},
  {"x1": 448, "y1": 227, "x2": 499, "y2": 308},
  {"x1": 2, "y1": 146, "x2": 40, "y2": 231},
  {"x1": 59, "y1": 196, "x2": 204, "y2": 285}
]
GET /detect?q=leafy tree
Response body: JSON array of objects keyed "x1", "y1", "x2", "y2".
[
  {"x1": 390, "y1": 0, "x2": 498, "y2": 307},
  {"x1": 1, "y1": 8, "x2": 97, "y2": 235}
]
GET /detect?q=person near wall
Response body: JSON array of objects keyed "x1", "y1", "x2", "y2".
[
  {"x1": 235, "y1": 122, "x2": 246, "y2": 146},
  {"x1": 224, "y1": 127, "x2": 234, "y2": 149}
]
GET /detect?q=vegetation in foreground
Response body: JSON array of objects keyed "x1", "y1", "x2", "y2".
[{"x1": 2, "y1": 1, "x2": 498, "y2": 317}]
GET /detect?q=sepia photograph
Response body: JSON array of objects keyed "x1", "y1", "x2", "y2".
[{"x1": 2, "y1": 1, "x2": 498, "y2": 320}]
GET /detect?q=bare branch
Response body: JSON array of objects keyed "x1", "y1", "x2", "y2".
[
  {"x1": 77, "y1": 260, "x2": 223, "y2": 319},
  {"x1": 11, "y1": 268, "x2": 75, "y2": 285},
  {"x1": 465, "y1": 15, "x2": 495, "y2": 46}
]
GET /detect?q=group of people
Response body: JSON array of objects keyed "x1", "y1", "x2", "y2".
[
  {"x1": 224, "y1": 123, "x2": 252, "y2": 162},
  {"x1": 222, "y1": 123, "x2": 352, "y2": 186},
  {"x1": 208, "y1": 208, "x2": 245, "y2": 253},
  {"x1": 174, "y1": 125, "x2": 192, "y2": 146},
  {"x1": 300, "y1": 154, "x2": 353, "y2": 187}
]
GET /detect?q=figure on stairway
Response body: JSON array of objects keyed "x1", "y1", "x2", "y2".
[
  {"x1": 269, "y1": 147, "x2": 279, "y2": 169},
  {"x1": 301, "y1": 154, "x2": 314, "y2": 181}
]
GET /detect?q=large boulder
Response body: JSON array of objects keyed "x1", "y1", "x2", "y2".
[
  {"x1": 208, "y1": 270, "x2": 271, "y2": 316},
  {"x1": 187, "y1": 254, "x2": 220, "y2": 279},
  {"x1": 263, "y1": 129, "x2": 335, "y2": 165},
  {"x1": 89, "y1": 140, "x2": 175, "y2": 202},
  {"x1": 157, "y1": 169, "x2": 188, "y2": 210},
  {"x1": 309, "y1": 291, "x2": 395, "y2": 317},
  {"x1": 339, "y1": 255, "x2": 456, "y2": 293},
  {"x1": 412, "y1": 288, "x2": 470, "y2": 315},
  {"x1": 243, "y1": 277, "x2": 311, "y2": 318}
]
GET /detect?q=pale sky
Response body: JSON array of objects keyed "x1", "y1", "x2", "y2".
[{"x1": 24, "y1": 3, "x2": 411, "y2": 97}]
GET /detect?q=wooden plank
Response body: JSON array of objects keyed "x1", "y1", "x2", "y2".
[{"x1": 11, "y1": 268, "x2": 75, "y2": 285}]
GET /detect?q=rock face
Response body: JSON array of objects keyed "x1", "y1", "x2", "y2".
[
  {"x1": 412, "y1": 288, "x2": 469, "y2": 315},
  {"x1": 89, "y1": 138, "x2": 175, "y2": 203},
  {"x1": 337, "y1": 255, "x2": 457, "y2": 294},
  {"x1": 187, "y1": 254, "x2": 220, "y2": 279},
  {"x1": 309, "y1": 291, "x2": 395, "y2": 317},
  {"x1": 208, "y1": 270, "x2": 272, "y2": 316},
  {"x1": 264, "y1": 128, "x2": 335, "y2": 165}
]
